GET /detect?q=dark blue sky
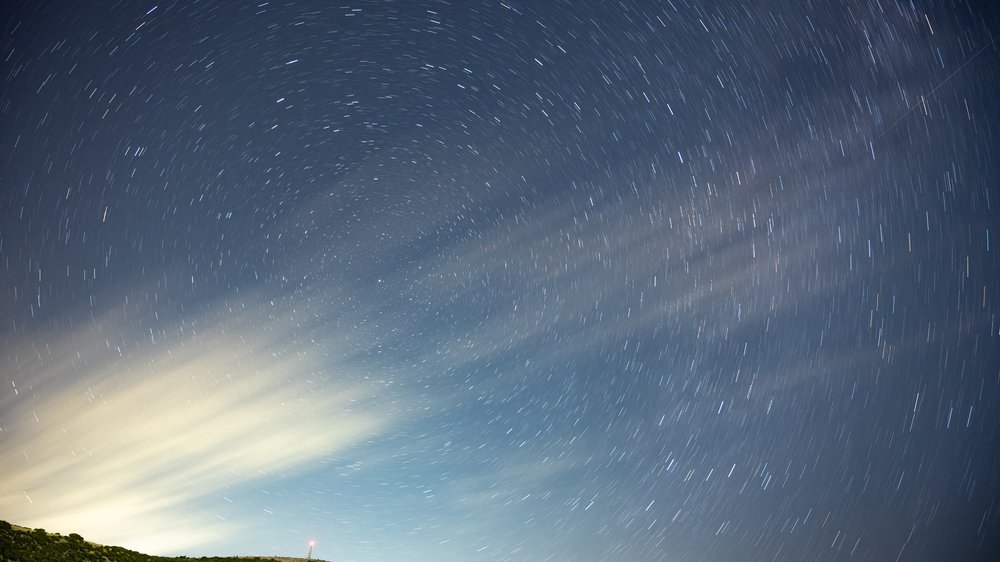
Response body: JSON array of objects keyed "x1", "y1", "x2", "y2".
[{"x1": 2, "y1": 1, "x2": 999, "y2": 560}]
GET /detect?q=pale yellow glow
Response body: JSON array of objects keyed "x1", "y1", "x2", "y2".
[{"x1": 0, "y1": 304, "x2": 394, "y2": 554}]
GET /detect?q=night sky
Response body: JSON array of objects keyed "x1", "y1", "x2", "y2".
[{"x1": 2, "y1": 1, "x2": 999, "y2": 560}]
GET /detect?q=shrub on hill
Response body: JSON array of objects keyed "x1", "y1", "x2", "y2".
[{"x1": 0, "y1": 521, "x2": 286, "y2": 562}]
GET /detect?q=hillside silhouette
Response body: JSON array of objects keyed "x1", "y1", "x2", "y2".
[{"x1": 0, "y1": 520, "x2": 327, "y2": 562}]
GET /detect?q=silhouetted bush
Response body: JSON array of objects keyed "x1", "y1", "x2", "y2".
[{"x1": 0, "y1": 521, "x2": 320, "y2": 562}]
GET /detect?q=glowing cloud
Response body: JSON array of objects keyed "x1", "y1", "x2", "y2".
[{"x1": 0, "y1": 299, "x2": 395, "y2": 554}]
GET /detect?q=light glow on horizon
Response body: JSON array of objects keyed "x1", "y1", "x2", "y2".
[{"x1": 0, "y1": 301, "x2": 401, "y2": 555}]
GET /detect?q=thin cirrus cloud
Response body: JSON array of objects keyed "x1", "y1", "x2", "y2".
[{"x1": 0, "y1": 296, "x2": 397, "y2": 555}]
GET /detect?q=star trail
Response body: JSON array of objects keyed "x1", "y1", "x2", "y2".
[{"x1": 1, "y1": 1, "x2": 999, "y2": 560}]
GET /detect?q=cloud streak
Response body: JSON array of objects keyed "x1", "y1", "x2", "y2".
[{"x1": 0, "y1": 297, "x2": 397, "y2": 554}]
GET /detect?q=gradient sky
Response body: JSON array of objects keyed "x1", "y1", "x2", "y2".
[{"x1": 1, "y1": 1, "x2": 999, "y2": 560}]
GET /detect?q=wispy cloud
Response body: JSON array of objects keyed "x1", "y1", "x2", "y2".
[{"x1": 0, "y1": 297, "x2": 398, "y2": 554}]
